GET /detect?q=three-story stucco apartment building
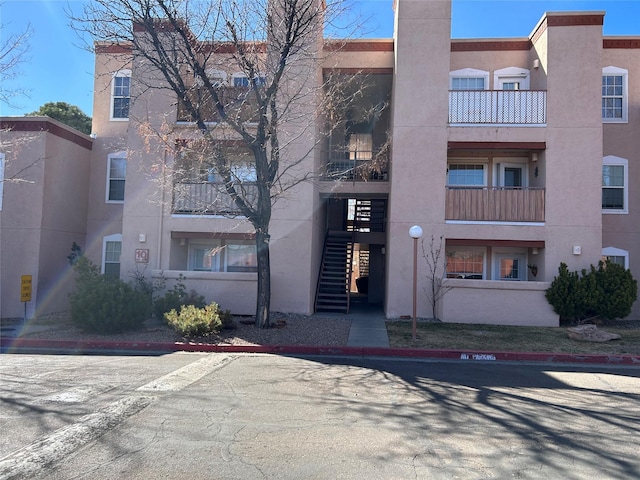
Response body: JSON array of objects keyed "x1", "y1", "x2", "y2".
[{"x1": 1, "y1": 0, "x2": 638, "y2": 324}]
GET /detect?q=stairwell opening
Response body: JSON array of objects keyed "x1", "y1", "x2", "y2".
[{"x1": 315, "y1": 197, "x2": 386, "y2": 314}]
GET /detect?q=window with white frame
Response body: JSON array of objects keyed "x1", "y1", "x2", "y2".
[
  {"x1": 232, "y1": 73, "x2": 266, "y2": 87},
  {"x1": 111, "y1": 70, "x2": 131, "y2": 120},
  {"x1": 195, "y1": 69, "x2": 227, "y2": 87},
  {"x1": 602, "y1": 66, "x2": 628, "y2": 122},
  {"x1": 449, "y1": 68, "x2": 489, "y2": 90},
  {"x1": 602, "y1": 155, "x2": 628, "y2": 214},
  {"x1": 188, "y1": 239, "x2": 257, "y2": 272},
  {"x1": 106, "y1": 152, "x2": 126, "y2": 203},
  {"x1": 102, "y1": 234, "x2": 122, "y2": 278},
  {"x1": 447, "y1": 162, "x2": 487, "y2": 187},
  {"x1": 446, "y1": 249, "x2": 485, "y2": 279},
  {"x1": 494, "y1": 67, "x2": 530, "y2": 91},
  {"x1": 0, "y1": 152, "x2": 4, "y2": 210},
  {"x1": 602, "y1": 247, "x2": 629, "y2": 269}
]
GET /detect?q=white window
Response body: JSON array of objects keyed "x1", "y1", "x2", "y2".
[
  {"x1": 446, "y1": 249, "x2": 485, "y2": 279},
  {"x1": 602, "y1": 155, "x2": 628, "y2": 214},
  {"x1": 232, "y1": 73, "x2": 266, "y2": 87},
  {"x1": 447, "y1": 162, "x2": 487, "y2": 187},
  {"x1": 0, "y1": 152, "x2": 4, "y2": 211},
  {"x1": 188, "y1": 240, "x2": 257, "y2": 272},
  {"x1": 494, "y1": 67, "x2": 530, "y2": 91},
  {"x1": 111, "y1": 70, "x2": 131, "y2": 120},
  {"x1": 493, "y1": 252, "x2": 527, "y2": 281},
  {"x1": 602, "y1": 66, "x2": 628, "y2": 122},
  {"x1": 102, "y1": 234, "x2": 122, "y2": 278},
  {"x1": 449, "y1": 68, "x2": 490, "y2": 90},
  {"x1": 106, "y1": 152, "x2": 126, "y2": 203},
  {"x1": 348, "y1": 133, "x2": 373, "y2": 161},
  {"x1": 494, "y1": 158, "x2": 528, "y2": 188},
  {"x1": 602, "y1": 247, "x2": 629, "y2": 269},
  {"x1": 195, "y1": 69, "x2": 227, "y2": 87}
]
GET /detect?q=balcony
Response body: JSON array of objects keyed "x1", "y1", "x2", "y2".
[
  {"x1": 172, "y1": 182, "x2": 257, "y2": 215},
  {"x1": 445, "y1": 187, "x2": 545, "y2": 222},
  {"x1": 177, "y1": 86, "x2": 258, "y2": 123},
  {"x1": 321, "y1": 134, "x2": 390, "y2": 182},
  {"x1": 449, "y1": 90, "x2": 546, "y2": 125}
]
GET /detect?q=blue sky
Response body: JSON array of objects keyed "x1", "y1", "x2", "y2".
[{"x1": 1, "y1": 0, "x2": 639, "y2": 118}]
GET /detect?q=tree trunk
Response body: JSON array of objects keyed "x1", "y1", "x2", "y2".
[{"x1": 255, "y1": 230, "x2": 271, "y2": 328}]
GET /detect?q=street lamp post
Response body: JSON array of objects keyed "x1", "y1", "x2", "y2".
[{"x1": 409, "y1": 225, "x2": 423, "y2": 341}]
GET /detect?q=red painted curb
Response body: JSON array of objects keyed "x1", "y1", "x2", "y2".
[{"x1": 2, "y1": 336, "x2": 639, "y2": 365}]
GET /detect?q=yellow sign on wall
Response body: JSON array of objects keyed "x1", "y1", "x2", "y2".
[{"x1": 21, "y1": 275, "x2": 32, "y2": 302}]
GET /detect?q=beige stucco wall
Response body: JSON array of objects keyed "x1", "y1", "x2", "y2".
[
  {"x1": 386, "y1": 0, "x2": 451, "y2": 318},
  {"x1": 0, "y1": 118, "x2": 91, "y2": 318},
  {"x1": 443, "y1": 280, "x2": 557, "y2": 326},
  {"x1": 85, "y1": 50, "x2": 129, "y2": 266},
  {"x1": 602, "y1": 42, "x2": 640, "y2": 319}
]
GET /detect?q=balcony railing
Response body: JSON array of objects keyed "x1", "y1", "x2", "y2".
[
  {"x1": 446, "y1": 187, "x2": 545, "y2": 222},
  {"x1": 321, "y1": 148, "x2": 389, "y2": 182},
  {"x1": 177, "y1": 86, "x2": 258, "y2": 123},
  {"x1": 172, "y1": 182, "x2": 257, "y2": 215},
  {"x1": 449, "y1": 90, "x2": 547, "y2": 125}
]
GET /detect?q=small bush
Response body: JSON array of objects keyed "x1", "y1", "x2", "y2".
[
  {"x1": 165, "y1": 302, "x2": 224, "y2": 337},
  {"x1": 594, "y1": 261, "x2": 637, "y2": 320},
  {"x1": 219, "y1": 309, "x2": 236, "y2": 330},
  {"x1": 69, "y1": 257, "x2": 150, "y2": 334},
  {"x1": 152, "y1": 275, "x2": 205, "y2": 320}
]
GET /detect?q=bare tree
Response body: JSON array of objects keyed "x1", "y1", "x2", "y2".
[
  {"x1": 70, "y1": 0, "x2": 367, "y2": 327},
  {"x1": 421, "y1": 235, "x2": 453, "y2": 320},
  {"x1": 0, "y1": 5, "x2": 32, "y2": 108}
]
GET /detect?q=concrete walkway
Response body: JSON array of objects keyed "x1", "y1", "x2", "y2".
[
  {"x1": 313, "y1": 302, "x2": 389, "y2": 348},
  {"x1": 346, "y1": 306, "x2": 389, "y2": 348}
]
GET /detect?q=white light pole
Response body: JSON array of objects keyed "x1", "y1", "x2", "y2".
[{"x1": 409, "y1": 225, "x2": 423, "y2": 341}]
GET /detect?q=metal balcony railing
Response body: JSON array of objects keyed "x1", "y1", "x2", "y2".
[
  {"x1": 177, "y1": 86, "x2": 259, "y2": 123},
  {"x1": 449, "y1": 90, "x2": 547, "y2": 125},
  {"x1": 321, "y1": 148, "x2": 389, "y2": 182},
  {"x1": 172, "y1": 182, "x2": 257, "y2": 215},
  {"x1": 445, "y1": 186, "x2": 545, "y2": 222}
]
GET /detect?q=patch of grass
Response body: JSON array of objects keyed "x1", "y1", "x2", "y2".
[{"x1": 385, "y1": 321, "x2": 640, "y2": 355}]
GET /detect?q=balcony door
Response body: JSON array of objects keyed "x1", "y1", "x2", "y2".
[
  {"x1": 495, "y1": 67, "x2": 530, "y2": 123},
  {"x1": 496, "y1": 162, "x2": 527, "y2": 189}
]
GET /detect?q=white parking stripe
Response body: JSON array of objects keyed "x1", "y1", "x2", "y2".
[
  {"x1": 0, "y1": 396, "x2": 154, "y2": 480},
  {"x1": 0, "y1": 353, "x2": 234, "y2": 479},
  {"x1": 136, "y1": 353, "x2": 234, "y2": 392}
]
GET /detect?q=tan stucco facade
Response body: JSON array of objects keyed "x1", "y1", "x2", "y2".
[
  {"x1": 2, "y1": 0, "x2": 638, "y2": 323},
  {"x1": 0, "y1": 118, "x2": 92, "y2": 318}
]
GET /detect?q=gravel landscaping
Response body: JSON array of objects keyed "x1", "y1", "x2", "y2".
[{"x1": 8, "y1": 312, "x2": 352, "y2": 347}]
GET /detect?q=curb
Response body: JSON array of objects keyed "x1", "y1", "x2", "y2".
[{"x1": 2, "y1": 337, "x2": 639, "y2": 365}]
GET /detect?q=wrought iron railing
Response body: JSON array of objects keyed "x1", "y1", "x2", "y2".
[
  {"x1": 449, "y1": 90, "x2": 547, "y2": 125},
  {"x1": 321, "y1": 148, "x2": 389, "y2": 182},
  {"x1": 172, "y1": 182, "x2": 257, "y2": 215},
  {"x1": 177, "y1": 86, "x2": 259, "y2": 123}
]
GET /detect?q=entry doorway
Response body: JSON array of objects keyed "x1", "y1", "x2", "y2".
[{"x1": 324, "y1": 196, "x2": 386, "y2": 307}]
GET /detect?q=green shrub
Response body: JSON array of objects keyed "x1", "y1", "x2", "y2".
[
  {"x1": 165, "y1": 302, "x2": 224, "y2": 337},
  {"x1": 594, "y1": 261, "x2": 638, "y2": 320},
  {"x1": 69, "y1": 257, "x2": 151, "y2": 333},
  {"x1": 219, "y1": 309, "x2": 236, "y2": 330},
  {"x1": 152, "y1": 275, "x2": 205, "y2": 320},
  {"x1": 545, "y1": 263, "x2": 582, "y2": 321},
  {"x1": 546, "y1": 261, "x2": 638, "y2": 323}
]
